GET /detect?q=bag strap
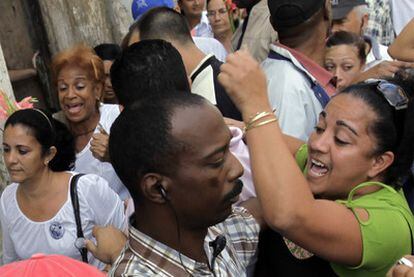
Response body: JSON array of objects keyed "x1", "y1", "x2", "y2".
[
  {"x1": 70, "y1": 173, "x2": 88, "y2": 263},
  {"x1": 268, "y1": 50, "x2": 331, "y2": 108}
]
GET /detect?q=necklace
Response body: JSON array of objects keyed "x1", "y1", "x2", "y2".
[{"x1": 72, "y1": 127, "x2": 95, "y2": 137}]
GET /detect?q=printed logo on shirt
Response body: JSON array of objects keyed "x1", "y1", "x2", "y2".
[{"x1": 50, "y1": 222, "x2": 65, "y2": 239}]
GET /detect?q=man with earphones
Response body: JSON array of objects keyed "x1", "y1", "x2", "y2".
[{"x1": 88, "y1": 92, "x2": 262, "y2": 276}]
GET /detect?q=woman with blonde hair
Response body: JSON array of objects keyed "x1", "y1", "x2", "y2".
[{"x1": 52, "y1": 45, "x2": 129, "y2": 200}]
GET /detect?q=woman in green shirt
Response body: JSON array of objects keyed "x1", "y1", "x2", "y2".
[{"x1": 219, "y1": 50, "x2": 414, "y2": 276}]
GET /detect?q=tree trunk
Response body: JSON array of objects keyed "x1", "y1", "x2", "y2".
[
  {"x1": 38, "y1": 0, "x2": 132, "y2": 55},
  {"x1": 0, "y1": 43, "x2": 13, "y2": 189}
]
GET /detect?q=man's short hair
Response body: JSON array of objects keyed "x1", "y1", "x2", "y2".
[
  {"x1": 110, "y1": 39, "x2": 190, "y2": 107},
  {"x1": 109, "y1": 93, "x2": 206, "y2": 198},
  {"x1": 138, "y1": 7, "x2": 194, "y2": 45},
  {"x1": 93, "y1": 43, "x2": 122, "y2": 61}
]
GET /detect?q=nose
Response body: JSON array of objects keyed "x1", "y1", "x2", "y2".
[
  {"x1": 333, "y1": 68, "x2": 344, "y2": 87},
  {"x1": 194, "y1": 0, "x2": 200, "y2": 5},
  {"x1": 309, "y1": 129, "x2": 330, "y2": 154},
  {"x1": 4, "y1": 149, "x2": 17, "y2": 167},
  {"x1": 213, "y1": 12, "x2": 221, "y2": 21}
]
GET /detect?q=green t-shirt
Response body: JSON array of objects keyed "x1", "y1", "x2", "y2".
[{"x1": 295, "y1": 145, "x2": 414, "y2": 277}]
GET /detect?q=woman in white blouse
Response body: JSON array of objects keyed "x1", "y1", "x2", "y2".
[{"x1": 0, "y1": 109, "x2": 126, "y2": 269}]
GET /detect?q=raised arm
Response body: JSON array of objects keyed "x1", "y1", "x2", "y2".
[
  {"x1": 218, "y1": 50, "x2": 363, "y2": 266},
  {"x1": 389, "y1": 19, "x2": 414, "y2": 62}
]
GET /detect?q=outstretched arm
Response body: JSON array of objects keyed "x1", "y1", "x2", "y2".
[
  {"x1": 218, "y1": 50, "x2": 363, "y2": 266},
  {"x1": 389, "y1": 19, "x2": 414, "y2": 62}
]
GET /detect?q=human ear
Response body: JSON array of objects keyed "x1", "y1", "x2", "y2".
[
  {"x1": 324, "y1": 0, "x2": 332, "y2": 22},
  {"x1": 141, "y1": 173, "x2": 171, "y2": 204},
  {"x1": 44, "y1": 146, "x2": 57, "y2": 166},
  {"x1": 367, "y1": 151, "x2": 394, "y2": 179},
  {"x1": 360, "y1": 14, "x2": 369, "y2": 34},
  {"x1": 94, "y1": 82, "x2": 104, "y2": 102}
]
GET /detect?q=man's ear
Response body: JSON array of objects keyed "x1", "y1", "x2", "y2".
[
  {"x1": 324, "y1": 0, "x2": 333, "y2": 22},
  {"x1": 141, "y1": 173, "x2": 171, "y2": 204},
  {"x1": 360, "y1": 13, "x2": 369, "y2": 34},
  {"x1": 367, "y1": 151, "x2": 394, "y2": 179}
]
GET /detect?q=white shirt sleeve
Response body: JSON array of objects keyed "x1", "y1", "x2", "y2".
[
  {"x1": 0, "y1": 187, "x2": 19, "y2": 264},
  {"x1": 78, "y1": 174, "x2": 127, "y2": 231}
]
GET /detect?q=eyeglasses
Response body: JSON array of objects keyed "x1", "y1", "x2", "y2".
[
  {"x1": 366, "y1": 79, "x2": 409, "y2": 110},
  {"x1": 207, "y1": 8, "x2": 228, "y2": 17}
]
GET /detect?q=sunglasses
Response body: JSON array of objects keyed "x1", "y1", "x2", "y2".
[{"x1": 366, "y1": 79, "x2": 409, "y2": 110}]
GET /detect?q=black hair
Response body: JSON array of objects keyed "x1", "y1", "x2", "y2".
[
  {"x1": 4, "y1": 109, "x2": 76, "y2": 171},
  {"x1": 109, "y1": 93, "x2": 206, "y2": 199},
  {"x1": 326, "y1": 31, "x2": 367, "y2": 64},
  {"x1": 93, "y1": 43, "x2": 122, "y2": 61},
  {"x1": 110, "y1": 39, "x2": 190, "y2": 107},
  {"x1": 339, "y1": 76, "x2": 414, "y2": 187},
  {"x1": 138, "y1": 7, "x2": 194, "y2": 45}
]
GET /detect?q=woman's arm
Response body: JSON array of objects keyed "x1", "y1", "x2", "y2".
[
  {"x1": 218, "y1": 50, "x2": 363, "y2": 266},
  {"x1": 389, "y1": 19, "x2": 414, "y2": 62}
]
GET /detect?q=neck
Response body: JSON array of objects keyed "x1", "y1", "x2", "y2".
[
  {"x1": 135, "y1": 205, "x2": 209, "y2": 263},
  {"x1": 20, "y1": 169, "x2": 56, "y2": 199},
  {"x1": 68, "y1": 110, "x2": 100, "y2": 136},
  {"x1": 174, "y1": 43, "x2": 207, "y2": 76},
  {"x1": 280, "y1": 22, "x2": 328, "y2": 67},
  {"x1": 187, "y1": 14, "x2": 202, "y2": 30},
  {"x1": 215, "y1": 32, "x2": 233, "y2": 53}
]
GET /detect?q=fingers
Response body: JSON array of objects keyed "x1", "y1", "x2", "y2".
[
  {"x1": 392, "y1": 265, "x2": 414, "y2": 277},
  {"x1": 85, "y1": 239, "x2": 98, "y2": 255}
]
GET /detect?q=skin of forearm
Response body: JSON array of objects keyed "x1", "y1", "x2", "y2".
[
  {"x1": 244, "y1": 117, "x2": 315, "y2": 232},
  {"x1": 8, "y1": 68, "x2": 36, "y2": 82}
]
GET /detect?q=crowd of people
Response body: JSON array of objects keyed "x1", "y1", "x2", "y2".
[{"x1": 1, "y1": 0, "x2": 414, "y2": 276}]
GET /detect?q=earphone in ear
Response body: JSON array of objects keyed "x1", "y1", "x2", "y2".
[{"x1": 157, "y1": 184, "x2": 168, "y2": 200}]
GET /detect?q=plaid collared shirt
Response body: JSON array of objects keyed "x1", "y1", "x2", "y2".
[
  {"x1": 365, "y1": 0, "x2": 395, "y2": 46},
  {"x1": 109, "y1": 207, "x2": 259, "y2": 277}
]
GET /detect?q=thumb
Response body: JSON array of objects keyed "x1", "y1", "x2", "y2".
[{"x1": 85, "y1": 239, "x2": 98, "y2": 255}]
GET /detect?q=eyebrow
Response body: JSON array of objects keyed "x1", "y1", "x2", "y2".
[
  {"x1": 202, "y1": 130, "x2": 232, "y2": 160},
  {"x1": 203, "y1": 144, "x2": 228, "y2": 160},
  {"x1": 337, "y1": 120, "x2": 359, "y2": 136},
  {"x1": 57, "y1": 76, "x2": 87, "y2": 81},
  {"x1": 319, "y1": 111, "x2": 359, "y2": 136}
]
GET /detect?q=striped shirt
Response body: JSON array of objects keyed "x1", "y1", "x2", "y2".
[{"x1": 109, "y1": 207, "x2": 259, "y2": 276}]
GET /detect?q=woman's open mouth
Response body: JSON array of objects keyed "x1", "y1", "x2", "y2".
[{"x1": 309, "y1": 158, "x2": 329, "y2": 177}]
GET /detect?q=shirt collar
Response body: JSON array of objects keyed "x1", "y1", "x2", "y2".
[
  {"x1": 275, "y1": 43, "x2": 336, "y2": 96},
  {"x1": 127, "y1": 221, "x2": 224, "y2": 274}
]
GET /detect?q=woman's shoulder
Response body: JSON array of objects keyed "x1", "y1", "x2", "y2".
[
  {"x1": 1, "y1": 183, "x2": 19, "y2": 202},
  {"x1": 0, "y1": 183, "x2": 19, "y2": 218},
  {"x1": 73, "y1": 173, "x2": 116, "y2": 199}
]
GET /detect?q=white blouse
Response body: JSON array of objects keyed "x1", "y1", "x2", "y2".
[{"x1": 0, "y1": 173, "x2": 126, "y2": 269}]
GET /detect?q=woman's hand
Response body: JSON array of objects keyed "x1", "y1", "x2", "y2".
[
  {"x1": 387, "y1": 256, "x2": 414, "y2": 277},
  {"x1": 218, "y1": 50, "x2": 272, "y2": 119},
  {"x1": 90, "y1": 127, "x2": 110, "y2": 162}
]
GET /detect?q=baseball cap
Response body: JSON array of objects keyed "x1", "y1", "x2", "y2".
[
  {"x1": 132, "y1": 0, "x2": 175, "y2": 21},
  {"x1": 331, "y1": 0, "x2": 368, "y2": 20},
  {"x1": 0, "y1": 253, "x2": 106, "y2": 277},
  {"x1": 268, "y1": 0, "x2": 326, "y2": 29}
]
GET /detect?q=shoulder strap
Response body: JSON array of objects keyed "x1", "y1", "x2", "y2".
[
  {"x1": 70, "y1": 173, "x2": 88, "y2": 263},
  {"x1": 268, "y1": 50, "x2": 330, "y2": 108},
  {"x1": 190, "y1": 55, "x2": 216, "y2": 83}
]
